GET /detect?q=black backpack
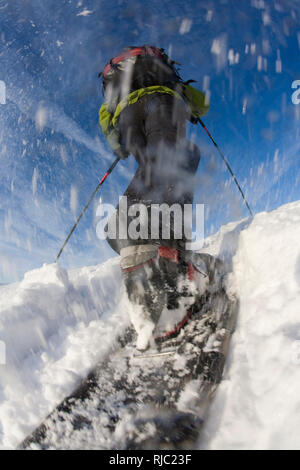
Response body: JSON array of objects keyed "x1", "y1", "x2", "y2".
[{"x1": 99, "y1": 46, "x2": 183, "y2": 110}]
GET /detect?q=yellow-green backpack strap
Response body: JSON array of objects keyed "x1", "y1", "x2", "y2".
[
  {"x1": 99, "y1": 103, "x2": 123, "y2": 153},
  {"x1": 112, "y1": 85, "x2": 184, "y2": 127},
  {"x1": 182, "y1": 84, "x2": 210, "y2": 118},
  {"x1": 99, "y1": 103, "x2": 113, "y2": 136},
  {"x1": 99, "y1": 86, "x2": 186, "y2": 153}
]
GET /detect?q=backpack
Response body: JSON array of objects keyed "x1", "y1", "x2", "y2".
[
  {"x1": 99, "y1": 45, "x2": 209, "y2": 121},
  {"x1": 99, "y1": 46, "x2": 182, "y2": 111},
  {"x1": 100, "y1": 46, "x2": 181, "y2": 92}
]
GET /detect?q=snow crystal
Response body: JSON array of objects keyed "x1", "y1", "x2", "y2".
[
  {"x1": 179, "y1": 19, "x2": 192, "y2": 35},
  {"x1": 211, "y1": 39, "x2": 221, "y2": 56},
  {"x1": 0, "y1": 80, "x2": 6, "y2": 105},
  {"x1": 32, "y1": 168, "x2": 38, "y2": 196},
  {"x1": 273, "y1": 148, "x2": 279, "y2": 173},
  {"x1": 228, "y1": 49, "x2": 235, "y2": 65},
  {"x1": 211, "y1": 35, "x2": 228, "y2": 71},
  {"x1": 262, "y1": 39, "x2": 271, "y2": 54},
  {"x1": 177, "y1": 379, "x2": 204, "y2": 415},
  {"x1": 206, "y1": 10, "x2": 213, "y2": 22},
  {"x1": 276, "y1": 59, "x2": 282, "y2": 73},
  {"x1": 276, "y1": 49, "x2": 282, "y2": 73},
  {"x1": 35, "y1": 106, "x2": 47, "y2": 132},
  {"x1": 70, "y1": 185, "x2": 78, "y2": 215},
  {"x1": 262, "y1": 11, "x2": 271, "y2": 25},
  {"x1": 251, "y1": 0, "x2": 265, "y2": 9},
  {"x1": 257, "y1": 55, "x2": 263, "y2": 71},
  {"x1": 228, "y1": 49, "x2": 240, "y2": 66},
  {"x1": 76, "y1": 9, "x2": 93, "y2": 17}
]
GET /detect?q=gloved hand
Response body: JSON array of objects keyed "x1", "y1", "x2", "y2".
[
  {"x1": 190, "y1": 116, "x2": 199, "y2": 125},
  {"x1": 114, "y1": 146, "x2": 130, "y2": 160}
]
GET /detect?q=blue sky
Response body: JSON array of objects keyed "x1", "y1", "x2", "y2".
[{"x1": 0, "y1": 0, "x2": 299, "y2": 283}]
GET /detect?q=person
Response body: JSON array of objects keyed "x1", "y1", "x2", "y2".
[{"x1": 98, "y1": 46, "x2": 209, "y2": 350}]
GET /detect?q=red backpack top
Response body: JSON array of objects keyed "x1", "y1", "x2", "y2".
[
  {"x1": 99, "y1": 45, "x2": 182, "y2": 95},
  {"x1": 101, "y1": 46, "x2": 165, "y2": 78}
]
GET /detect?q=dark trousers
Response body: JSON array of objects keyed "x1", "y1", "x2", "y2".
[
  {"x1": 122, "y1": 252, "x2": 192, "y2": 326},
  {"x1": 107, "y1": 93, "x2": 201, "y2": 254}
]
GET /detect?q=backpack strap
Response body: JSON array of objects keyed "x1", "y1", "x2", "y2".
[
  {"x1": 180, "y1": 83, "x2": 210, "y2": 122},
  {"x1": 99, "y1": 85, "x2": 185, "y2": 157}
]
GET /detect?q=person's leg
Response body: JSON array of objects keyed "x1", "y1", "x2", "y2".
[
  {"x1": 120, "y1": 244, "x2": 165, "y2": 351},
  {"x1": 120, "y1": 244, "x2": 193, "y2": 351}
]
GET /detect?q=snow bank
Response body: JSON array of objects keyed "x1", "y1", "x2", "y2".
[
  {"x1": 1, "y1": 200, "x2": 300, "y2": 449},
  {"x1": 200, "y1": 200, "x2": 300, "y2": 450},
  {"x1": 0, "y1": 257, "x2": 129, "y2": 449}
]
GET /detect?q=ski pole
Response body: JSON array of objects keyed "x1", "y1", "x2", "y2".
[
  {"x1": 55, "y1": 157, "x2": 120, "y2": 262},
  {"x1": 197, "y1": 118, "x2": 253, "y2": 218}
]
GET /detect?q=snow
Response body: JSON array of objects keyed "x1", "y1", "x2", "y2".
[
  {"x1": 76, "y1": 9, "x2": 93, "y2": 17},
  {"x1": 199, "y1": 200, "x2": 300, "y2": 450},
  {"x1": 0, "y1": 258, "x2": 129, "y2": 449},
  {"x1": 179, "y1": 19, "x2": 193, "y2": 35},
  {"x1": 1, "y1": 200, "x2": 300, "y2": 448}
]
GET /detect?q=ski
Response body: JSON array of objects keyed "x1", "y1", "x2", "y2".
[{"x1": 133, "y1": 349, "x2": 178, "y2": 359}]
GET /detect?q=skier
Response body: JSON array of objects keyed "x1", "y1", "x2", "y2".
[{"x1": 99, "y1": 46, "x2": 209, "y2": 350}]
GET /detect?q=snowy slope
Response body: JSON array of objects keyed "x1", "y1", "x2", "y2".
[
  {"x1": 0, "y1": 258, "x2": 130, "y2": 449},
  {"x1": 200, "y1": 201, "x2": 300, "y2": 450},
  {"x1": 1, "y1": 201, "x2": 300, "y2": 449}
]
